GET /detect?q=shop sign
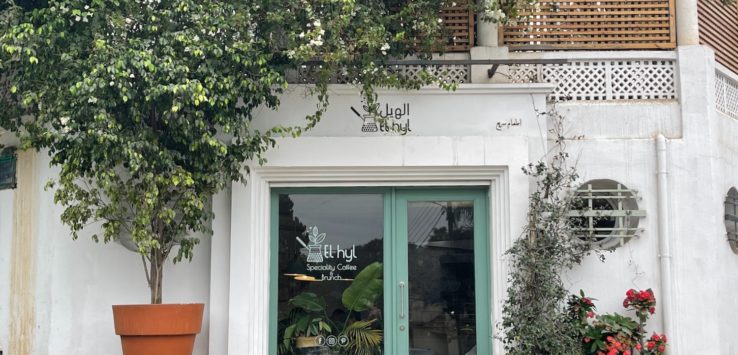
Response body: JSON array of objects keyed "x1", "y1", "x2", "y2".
[
  {"x1": 296, "y1": 226, "x2": 358, "y2": 281},
  {"x1": 350, "y1": 102, "x2": 412, "y2": 135}
]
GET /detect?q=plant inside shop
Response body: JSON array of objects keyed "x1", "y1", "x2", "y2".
[{"x1": 280, "y1": 262, "x2": 384, "y2": 355}]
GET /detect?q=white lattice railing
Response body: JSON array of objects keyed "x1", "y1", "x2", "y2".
[
  {"x1": 508, "y1": 55, "x2": 678, "y2": 101},
  {"x1": 287, "y1": 53, "x2": 679, "y2": 103},
  {"x1": 716, "y1": 66, "x2": 738, "y2": 120},
  {"x1": 289, "y1": 64, "x2": 471, "y2": 85}
]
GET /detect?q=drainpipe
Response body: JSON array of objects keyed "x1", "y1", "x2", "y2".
[{"x1": 656, "y1": 134, "x2": 676, "y2": 354}]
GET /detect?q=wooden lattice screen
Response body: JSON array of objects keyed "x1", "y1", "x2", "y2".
[
  {"x1": 698, "y1": 0, "x2": 738, "y2": 73},
  {"x1": 441, "y1": 1, "x2": 475, "y2": 51},
  {"x1": 501, "y1": 0, "x2": 676, "y2": 50}
]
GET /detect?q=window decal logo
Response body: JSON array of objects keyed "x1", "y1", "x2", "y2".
[
  {"x1": 295, "y1": 226, "x2": 326, "y2": 263},
  {"x1": 295, "y1": 226, "x2": 359, "y2": 281}
]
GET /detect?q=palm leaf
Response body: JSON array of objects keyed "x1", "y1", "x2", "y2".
[{"x1": 343, "y1": 319, "x2": 383, "y2": 355}]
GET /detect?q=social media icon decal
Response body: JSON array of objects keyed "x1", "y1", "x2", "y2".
[{"x1": 326, "y1": 335, "x2": 338, "y2": 347}]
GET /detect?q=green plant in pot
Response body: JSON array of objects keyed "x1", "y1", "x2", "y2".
[
  {"x1": 1, "y1": 0, "x2": 515, "y2": 353},
  {"x1": 281, "y1": 262, "x2": 383, "y2": 355},
  {"x1": 282, "y1": 292, "x2": 333, "y2": 353},
  {"x1": 340, "y1": 261, "x2": 383, "y2": 355}
]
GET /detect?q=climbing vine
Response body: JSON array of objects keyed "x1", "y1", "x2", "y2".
[{"x1": 500, "y1": 107, "x2": 594, "y2": 354}]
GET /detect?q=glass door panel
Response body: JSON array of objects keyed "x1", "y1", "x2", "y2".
[
  {"x1": 406, "y1": 200, "x2": 478, "y2": 355},
  {"x1": 270, "y1": 189, "x2": 489, "y2": 355},
  {"x1": 275, "y1": 193, "x2": 385, "y2": 355}
]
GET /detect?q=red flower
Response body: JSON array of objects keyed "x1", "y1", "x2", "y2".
[
  {"x1": 647, "y1": 341, "x2": 656, "y2": 350},
  {"x1": 587, "y1": 311, "x2": 595, "y2": 318},
  {"x1": 584, "y1": 337, "x2": 591, "y2": 343},
  {"x1": 661, "y1": 334, "x2": 667, "y2": 342},
  {"x1": 635, "y1": 343, "x2": 642, "y2": 351},
  {"x1": 658, "y1": 344, "x2": 666, "y2": 352},
  {"x1": 623, "y1": 299, "x2": 629, "y2": 307},
  {"x1": 649, "y1": 306, "x2": 656, "y2": 314}
]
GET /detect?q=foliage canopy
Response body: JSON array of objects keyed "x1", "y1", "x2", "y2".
[{"x1": 0, "y1": 0, "x2": 509, "y2": 303}]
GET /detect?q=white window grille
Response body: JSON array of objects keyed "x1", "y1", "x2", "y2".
[
  {"x1": 570, "y1": 180, "x2": 646, "y2": 249},
  {"x1": 724, "y1": 187, "x2": 738, "y2": 253},
  {"x1": 715, "y1": 70, "x2": 738, "y2": 120},
  {"x1": 509, "y1": 60, "x2": 677, "y2": 102}
]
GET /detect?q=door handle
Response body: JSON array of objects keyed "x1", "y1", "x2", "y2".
[{"x1": 399, "y1": 281, "x2": 406, "y2": 319}]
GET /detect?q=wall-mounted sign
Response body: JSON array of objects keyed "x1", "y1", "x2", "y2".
[
  {"x1": 350, "y1": 102, "x2": 412, "y2": 135},
  {"x1": 495, "y1": 118, "x2": 522, "y2": 131}
]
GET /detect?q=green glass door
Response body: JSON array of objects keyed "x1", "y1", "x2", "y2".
[
  {"x1": 394, "y1": 190, "x2": 490, "y2": 355},
  {"x1": 271, "y1": 188, "x2": 489, "y2": 355}
]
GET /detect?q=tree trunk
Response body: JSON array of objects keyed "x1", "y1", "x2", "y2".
[{"x1": 149, "y1": 248, "x2": 164, "y2": 304}]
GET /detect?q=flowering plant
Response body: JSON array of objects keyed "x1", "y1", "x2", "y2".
[
  {"x1": 642, "y1": 333, "x2": 668, "y2": 355},
  {"x1": 623, "y1": 288, "x2": 656, "y2": 323},
  {"x1": 568, "y1": 290, "x2": 597, "y2": 322},
  {"x1": 568, "y1": 291, "x2": 598, "y2": 341},
  {"x1": 568, "y1": 289, "x2": 668, "y2": 355}
]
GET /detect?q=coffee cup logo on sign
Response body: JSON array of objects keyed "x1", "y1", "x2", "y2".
[
  {"x1": 350, "y1": 102, "x2": 412, "y2": 135},
  {"x1": 295, "y1": 226, "x2": 359, "y2": 281}
]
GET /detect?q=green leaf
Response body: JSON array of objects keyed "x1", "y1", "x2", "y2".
[
  {"x1": 342, "y1": 262, "x2": 383, "y2": 312},
  {"x1": 289, "y1": 292, "x2": 326, "y2": 312}
]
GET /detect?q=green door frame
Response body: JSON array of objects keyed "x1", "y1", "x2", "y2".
[
  {"x1": 393, "y1": 189, "x2": 490, "y2": 355},
  {"x1": 269, "y1": 187, "x2": 491, "y2": 354}
]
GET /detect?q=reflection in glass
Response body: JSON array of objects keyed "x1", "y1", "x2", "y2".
[
  {"x1": 277, "y1": 194, "x2": 384, "y2": 355},
  {"x1": 407, "y1": 201, "x2": 477, "y2": 355}
]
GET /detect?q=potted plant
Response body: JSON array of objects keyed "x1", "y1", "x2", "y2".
[
  {"x1": 1, "y1": 0, "x2": 509, "y2": 353},
  {"x1": 280, "y1": 292, "x2": 333, "y2": 354},
  {"x1": 280, "y1": 262, "x2": 384, "y2": 355},
  {"x1": 568, "y1": 289, "x2": 668, "y2": 355}
]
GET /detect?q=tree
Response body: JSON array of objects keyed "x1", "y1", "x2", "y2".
[{"x1": 0, "y1": 0, "x2": 511, "y2": 304}]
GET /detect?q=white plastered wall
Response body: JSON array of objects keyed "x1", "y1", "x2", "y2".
[
  {"x1": 220, "y1": 85, "x2": 554, "y2": 354},
  {"x1": 0, "y1": 152, "x2": 215, "y2": 355},
  {"x1": 5, "y1": 44, "x2": 738, "y2": 355}
]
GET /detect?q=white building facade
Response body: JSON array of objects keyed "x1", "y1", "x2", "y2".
[{"x1": 3, "y1": 1, "x2": 738, "y2": 354}]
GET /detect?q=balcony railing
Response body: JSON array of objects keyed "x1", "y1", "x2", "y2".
[
  {"x1": 501, "y1": 0, "x2": 677, "y2": 50},
  {"x1": 506, "y1": 52, "x2": 678, "y2": 101},
  {"x1": 716, "y1": 65, "x2": 738, "y2": 120}
]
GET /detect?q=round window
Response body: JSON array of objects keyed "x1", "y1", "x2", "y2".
[
  {"x1": 571, "y1": 179, "x2": 644, "y2": 250},
  {"x1": 724, "y1": 187, "x2": 738, "y2": 253}
]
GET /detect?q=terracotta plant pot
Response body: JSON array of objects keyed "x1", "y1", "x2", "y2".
[
  {"x1": 295, "y1": 336, "x2": 320, "y2": 348},
  {"x1": 113, "y1": 303, "x2": 204, "y2": 355}
]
